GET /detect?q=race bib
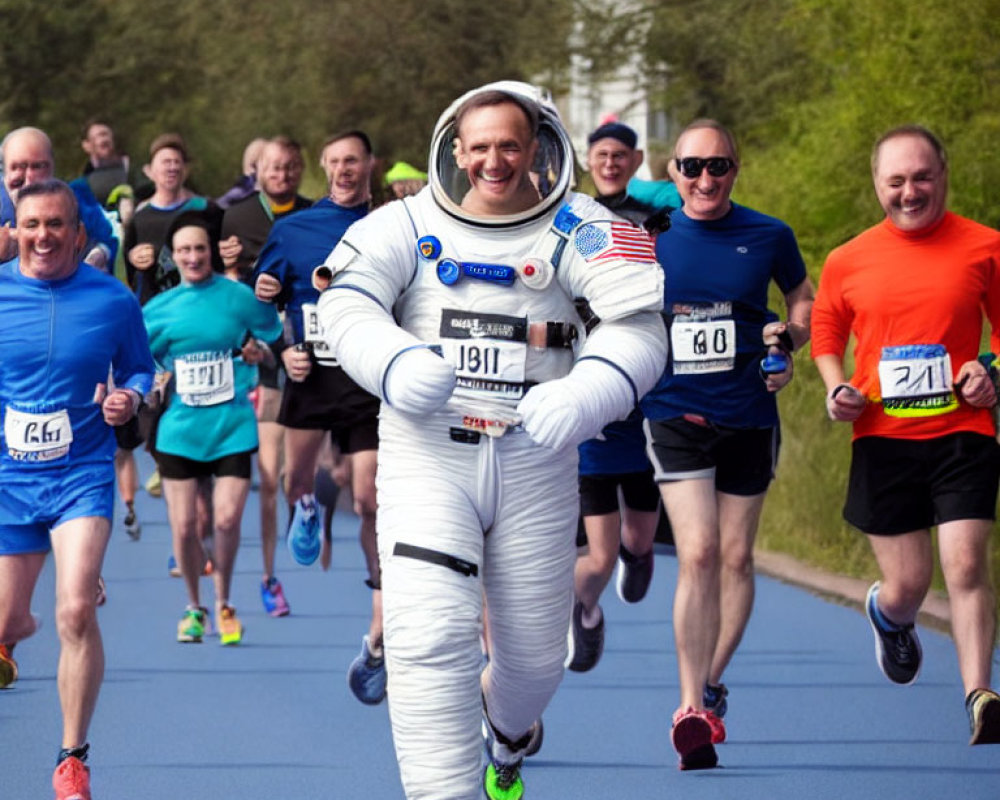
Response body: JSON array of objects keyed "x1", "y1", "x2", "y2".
[
  {"x1": 4, "y1": 407, "x2": 72, "y2": 462},
  {"x1": 878, "y1": 344, "x2": 957, "y2": 417},
  {"x1": 301, "y1": 302, "x2": 337, "y2": 365},
  {"x1": 174, "y1": 351, "x2": 235, "y2": 407},
  {"x1": 438, "y1": 309, "x2": 528, "y2": 402},
  {"x1": 670, "y1": 303, "x2": 736, "y2": 374}
]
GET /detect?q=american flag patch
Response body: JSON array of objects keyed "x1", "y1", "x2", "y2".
[{"x1": 574, "y1": 222, "x2": 657, "y2": 264}]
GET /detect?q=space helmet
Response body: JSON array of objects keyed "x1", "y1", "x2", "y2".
[{"x1": 428, "y1": 80, "x2": 575, "y2": 228}]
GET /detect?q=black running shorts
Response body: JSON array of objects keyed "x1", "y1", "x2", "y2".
[
  {"x1": 644, "y1": 416, "x2": 779, "y2": 496},
  {"x1": 278, "y1": 363, "x2": 380, "y2": 436},
  {"x1": 579, "y1": 470, "x2": 660, "y2": 517},
  {"x1": 154, "y1": 449, "x2": 254, "y2": 480},
  {"x1": 844, "y1": 432, "x2": 1000, "y2": 535}
]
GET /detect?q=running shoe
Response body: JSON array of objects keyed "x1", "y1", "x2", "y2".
[
  {"x1": 260, "y1": 576, "x2": 290, "y2": 617},
  {"x1": 123, "y1": 506, "x2": 141, "y2": 541},
  {"x1": 671, "y1": 707, "x2": 718, "y2": 770},
  {"x1": 0, "y1": 643, "x2": 17, "y2": 689},
  {"x1": 865, "y1": 582, "x2": 922, "y2": 685},
  {"x1": 704, "y1": 709, "x2": 727, "y2": 745},
  {"x1": 347, "y1": 634, "x2": 387, "y2": 705},
  {"x1": 967, "y1": 688, "x2": 1000, "y2": 745},
  {"x1": 145, "y1": 468, "x2": 162, "y2": 498},
  {"x1": 177, "y1": 606, "x2": 207, "y2": 643},
  {"x1": 566, "y1": 600, "x2": 604, "y2": 673},
  {"x1": 483, "y1": 730, "x2": 526, "y2": 800},
  {"x1": 217, "y1": 605, "x2": 243, "y2": 646},
  {"x1": 703, "y1": 682, "x2": 729, "y2": 719},
  {"x1": 616, "y1": 545, "x2": 654, "y2": 604},
  {"x1": 287, "y1": 494, "x2": 321, "y2": 566},
  {"x1": 95, "y1": 576, "x2": 107, "y2": 607},
  {"x1": 52, "y1": 755, "x2": 91, "y2": 800},
  {"x1": 483, "y1": 756, "x2": 524, "y2": 800}
]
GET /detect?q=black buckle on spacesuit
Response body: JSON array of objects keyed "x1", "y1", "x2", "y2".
[
  {"x1": 545, "y1": 321, "x2": 577, "y2": 349},
  {"x1": 393, "y1": 542, "x2": 479, "y2": 577},
  {"x1": 449, "y1": 427, "x2": 481, "y2": 444}
]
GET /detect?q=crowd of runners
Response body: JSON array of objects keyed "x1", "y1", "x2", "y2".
[{"x1": 0, "y1": 80, "x2": 998, "y2": 800}]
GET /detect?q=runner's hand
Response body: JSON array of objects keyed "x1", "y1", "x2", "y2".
[{"x1": 826, "y1": 383, "x2": 865, "y2": 421}]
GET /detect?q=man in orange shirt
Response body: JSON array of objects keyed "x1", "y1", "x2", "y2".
[{"x1": 812, "y1": 124, "x2": 1000, "y2": 745}]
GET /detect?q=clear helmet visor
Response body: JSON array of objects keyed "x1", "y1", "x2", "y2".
[{"x1": 428, "y1": 81, "x2": 575, "y2": 227}]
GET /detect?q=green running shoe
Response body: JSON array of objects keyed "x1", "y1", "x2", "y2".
[{"x1": 177, "y1": 607, "x2": 207, "y2": 643}]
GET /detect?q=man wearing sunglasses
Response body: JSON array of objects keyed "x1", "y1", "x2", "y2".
[
  {"x1": 641, "y1": 119, "x2": 814, "y2": 770},
  {"x1": 812, "y1": 125, "x2": 1000, "y2": 745}
]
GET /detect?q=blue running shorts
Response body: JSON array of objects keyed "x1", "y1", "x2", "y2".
[{"x1": 0, "y1": 465, "x2": 114, "y2": 554}]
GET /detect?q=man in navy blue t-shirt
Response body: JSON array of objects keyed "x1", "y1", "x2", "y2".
[{"x1": 641, "y1": 119, "x2": 814, "y2": 770}]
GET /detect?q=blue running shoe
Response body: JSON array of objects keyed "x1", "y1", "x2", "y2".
[
  {"x1": 703, "y1": 682, "x2": 728, "y2": 719},
  {"x1": 260, "y1": 576, "x2": 290, "y2": 617},
  {"x1": 287, "y1": 494, "x2": 321, "y2": 566},
  {"x1": 865, "y1": 582, "x2": 922, "y2": 685},
  {"x1": 348, "y1": 635, "x2": 387, "y2": 705}
]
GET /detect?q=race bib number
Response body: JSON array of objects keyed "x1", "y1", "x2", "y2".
[
  {"x1": 301, "y1": 303, "x2": 337, "y2": 365},
  {"x1": 878, "y1": 344, "x2": 957, "y2": 417},
  {"x1": 175, "y1": 351, "x2": 235, "y2": 407},
  {"x1": 438, "y1": 310, "x2": 528, "y2": 402},
  {"x1": 4, "y1": 407, "x2": 72, "y2": 462},
  {"x1": 670, "y1": 303, "x2": 736, "y2": 374}
]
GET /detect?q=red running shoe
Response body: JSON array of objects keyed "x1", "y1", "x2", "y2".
[
  {"x1": 671, "y1": 707, "x2": 718, "y2": 770},
  {"x1": 53, "y1": 756, "x2": 91, "y2": 800},
  {"x1": 704, "y1": 709, "x2": 727, "y2": 744}
]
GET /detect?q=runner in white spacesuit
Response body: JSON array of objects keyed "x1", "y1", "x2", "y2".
[{"x1": 317, "y1": 81, "x2": 668, "y2": 800}]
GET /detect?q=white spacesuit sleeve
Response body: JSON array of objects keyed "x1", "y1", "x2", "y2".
[
  {"x1": 316, "y1": 204, "x2": 456, "y2": 413},
  {"x1": 558, "y1": 194, "x2": 665, "y2": 323},
  {"x1": 518, "y1": 311, "x2": 666, "y2": 450},
  {"x1": 517, "y1": 195, "x2": 668, "y2": 450}
]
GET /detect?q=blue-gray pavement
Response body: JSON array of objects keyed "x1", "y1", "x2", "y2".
[{"x1": 3, "y1": 458, "x2": 999, "y2": 799}]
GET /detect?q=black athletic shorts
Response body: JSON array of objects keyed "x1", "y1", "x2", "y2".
[
  {"x1": 644, "y1": 416, "x2": 779, "y2": 496},
  {"x1": 154, "y1": 449, "x2": 254, "y2": 480},
  {"x1": 332, "y1": 418, "x2": 379, "y2": 455},
  {"x1": 279, "y1": 363, "x2": 380, "y2": 434},
  {"x1": 844, "y1": 432, "x2": 1000, "y2": 535},
  {"x1": 579, "y1": 469, "x2": 660, "y2": 517}
]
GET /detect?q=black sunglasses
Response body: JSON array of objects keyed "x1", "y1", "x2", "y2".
[{"x1": 675, "y1": 157, "x2": 736, "y2": 179}]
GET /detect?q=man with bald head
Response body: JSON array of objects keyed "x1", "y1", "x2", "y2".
[
  {"x1": 1, "y1": 126, "x2": 117, "y2": 270},
  {"x1": 813, "y1": 124, "x2": 1000, "y2": 745},
  {"x1": 641, "y1": 118, "x2": 814, "y2": 769}
]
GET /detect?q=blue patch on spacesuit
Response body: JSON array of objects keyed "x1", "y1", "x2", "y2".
[
  {"x1": 574, "y1": 223, "x2": 609, "y2": 258},
  {"x1": 553, "y1": 203, "x2": 582, "y2": 234},
  {"x1": 436, "y1": 260, "x2": 517, "y2": 287},
  {"x1": 436, "y1": 258, "x2": 462, "y2": 285},
  {"x1": 417, "y1": 235, "x2": 442, "y2": 260}
]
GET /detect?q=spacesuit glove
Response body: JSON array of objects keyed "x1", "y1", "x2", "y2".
[
  {"x1": 384, "y1": 345, "x2": 457, "y2": 415},
  {"x1": 518, "y1": 359, "x2": 632, "y2": 451}
]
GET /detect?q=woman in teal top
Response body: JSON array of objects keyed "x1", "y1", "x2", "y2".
[{"x1": 143, "y1": 215, "x2": 282, "y2": 646}]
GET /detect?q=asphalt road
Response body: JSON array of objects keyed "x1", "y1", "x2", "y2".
[{"x1": 3, "y1": 453, "x2": 999, "y2": 799}]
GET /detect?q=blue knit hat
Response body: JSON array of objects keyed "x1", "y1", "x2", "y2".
[{"x1": 587, "y1": 122, "x2": 637, "y2": 149}]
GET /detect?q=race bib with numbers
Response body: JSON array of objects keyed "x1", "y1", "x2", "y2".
[
  {"x1": 301, "y1": 302, "x2": 337, "y2": 365},
  {"x1": 174, "y1": 351, "x2": 235, "y2": 407},
  {"x1": 670, "y1": 302, "x2": 736, "y2": 374},
  {"x1": 4, "y1": 407, "x2": 73, "y2": 462},
  {"x1": 878, "y1": 344, "x2": 957, "y2": 417},
  {"x1": 438, "y1": 309, "x2": 528, "y2": 402}
]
